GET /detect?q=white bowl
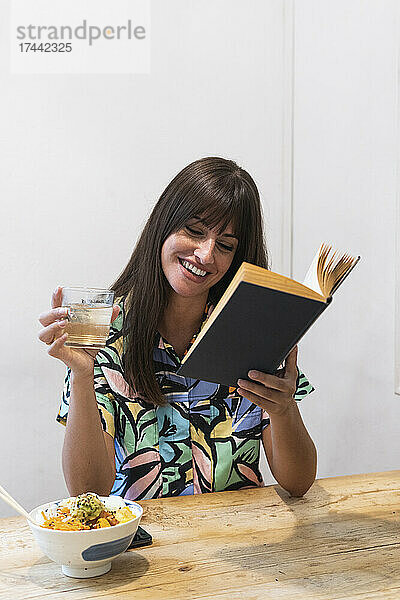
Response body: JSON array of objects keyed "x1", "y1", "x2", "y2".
[{"x1": 28, "y1": 496, "x2": 143, "y2": 578}]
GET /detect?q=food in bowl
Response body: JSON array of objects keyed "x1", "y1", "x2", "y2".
[
  {"x1": 40, "y1": 492, "x2": 136, "y2": 531},
  {"x1": 29, "y1": 494, "x2": 143, "y2": 579}
]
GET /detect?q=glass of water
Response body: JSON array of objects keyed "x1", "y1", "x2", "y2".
[{"x1": 61, "y1": 287, "x2": 115, "y2": 349}]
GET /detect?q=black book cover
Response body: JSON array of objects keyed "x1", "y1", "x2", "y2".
[{"x1": 177, "y1": 282, "x2": 331, "y2": 387}]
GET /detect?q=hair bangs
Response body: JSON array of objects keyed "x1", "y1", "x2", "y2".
[{"x1": 181, "y1": 183, "x2": 244, "y2": 237}]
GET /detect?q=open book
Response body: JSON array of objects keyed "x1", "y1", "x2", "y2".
[{"x1": 177, "y1": 244, "x2": 360, "y2": 387}]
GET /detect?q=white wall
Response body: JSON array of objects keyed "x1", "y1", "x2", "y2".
[
  {"x1": 292, "y1": 0, "x2": 400, "y2": 477},
  {"x1": 1, "y1": 0, "x2": 398, "y2": 518},
  {"x1": 0, "y1": 0, "x2": 289, "y2": 516}
]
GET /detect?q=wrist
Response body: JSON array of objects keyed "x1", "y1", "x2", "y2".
[
  {"x1": 70, "y1": 368, "x2": 94, "y2": 386},
  {"x1": 269, "y1": 397, "x2": 298, "y2": 423}
]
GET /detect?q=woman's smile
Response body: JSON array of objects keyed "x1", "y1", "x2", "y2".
[{"x1": 178, "y1": 258, "x2": 210, "y2": 279}]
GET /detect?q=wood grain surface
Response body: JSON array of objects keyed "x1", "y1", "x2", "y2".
[{"x1": 0, "y1": 471, "x2": 399, "y2": 600}]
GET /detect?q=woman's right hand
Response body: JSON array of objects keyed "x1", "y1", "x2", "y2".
[{"x1": 38, "y1": 287, "x2": 120, "y2": 377}]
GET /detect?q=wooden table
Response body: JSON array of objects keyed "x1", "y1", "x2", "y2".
[{"x1": 0, "y1": 471, "x2": 399, "y2": 600}]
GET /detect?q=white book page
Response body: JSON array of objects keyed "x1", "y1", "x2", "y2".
[{"x1": 302, "y1": 245, "x2": 323, "y2": 294}]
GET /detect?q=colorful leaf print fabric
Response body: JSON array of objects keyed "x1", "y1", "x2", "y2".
[{"x1": 57, "y1": 297, "x2": 315, "y2": 500}]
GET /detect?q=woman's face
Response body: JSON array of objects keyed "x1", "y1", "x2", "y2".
[{"x1": 161, "y1": 218, "x2": 239, "y2": 298}]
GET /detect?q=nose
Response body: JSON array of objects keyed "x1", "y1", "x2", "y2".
[{"x1": 194, "y1": 238, "x2": 215, "y2": 264}]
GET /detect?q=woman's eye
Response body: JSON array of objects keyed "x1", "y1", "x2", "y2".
[
  {"x1": 185, "y1": 226, "x2": 203, "y2": 236},
  {"x1": 217, "y1": 241, "x2": 234, "y2": 252}
]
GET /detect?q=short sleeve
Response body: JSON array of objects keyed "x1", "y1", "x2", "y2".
[
  {"x1": 56, "y1": 365, "x2": 116, "y2": 438},
  {"x1": 261, "y1": 368, "x2": 315, "y2": 430},
  {"x1": 56, "y1": 297, "x2": 126, "y2": 438},
  {"x1": 293, "y1": 368, "x2": 315, "y2": 400}
]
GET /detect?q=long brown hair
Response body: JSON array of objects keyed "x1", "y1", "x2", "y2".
[{"x1": 112, "y1": 157, "x2": 269, "y2": 405}]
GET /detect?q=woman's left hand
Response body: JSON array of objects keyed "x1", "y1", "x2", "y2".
[{"x1": 237, "y1": 346, "x2": 298, "y2": 417}]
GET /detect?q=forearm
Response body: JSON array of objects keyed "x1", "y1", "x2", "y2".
[
  {"x1": 267, "y1": 401, "x2": 317, "y2": 496},
  {"x1": 62, "y1": 371, "x2": 115, "y2": 496}
]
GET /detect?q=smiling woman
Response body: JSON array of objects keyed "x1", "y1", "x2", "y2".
[{"x1": 39, "y1": 157, "x2": 317, "y2": 501}]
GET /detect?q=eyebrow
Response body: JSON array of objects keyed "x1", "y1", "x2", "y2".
[{"x1": 220, "y1": 233, "x2": 239, "y2": 239}]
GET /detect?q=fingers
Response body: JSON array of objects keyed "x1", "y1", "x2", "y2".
[
  {"x1": 47, "y1": 332, "x2": 69, "y2": 359},
  {"x1": 237, "y1": 379, "x2": 285, "y2": 403},
  {"x1": 285, "y1": 345, "x2": 298, "y2": 374},
  {"x1": 38, "y1": 306, "x2": 69, "y2": 327},
  {"x1": 45, "y1": 334, "x2": 97, "y2": 371},
  {"x1": 282, "y1": 346, "x2": 298, "y2": 386},
  {"x1": 243, "y1": 370, "x2": 287, "y2": 392},
  {"x1": 38, "y1": 319, "x2": 67, "y2": 345},
  {"x1": 51, "y1": 286, "x2": 63, "y2": 309}
]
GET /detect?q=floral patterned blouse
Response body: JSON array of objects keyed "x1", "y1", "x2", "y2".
[{"x1": 57, "y1": 297, "x2": 314, "y2": 500}]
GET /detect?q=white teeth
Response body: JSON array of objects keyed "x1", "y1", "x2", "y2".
[{"x1": 181, "y1": 260, "x2": 207, "y2": 277}]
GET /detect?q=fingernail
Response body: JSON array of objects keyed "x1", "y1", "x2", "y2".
[
  {"x1": 248, "y1": 370, "x2": 257, "y2": 378},
  {"x1": 59, "y1": 320, "x2": 67, "y2": 327},
  {"x1": 237, "y1": 379, "x2": 244, "y2": 386}
]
